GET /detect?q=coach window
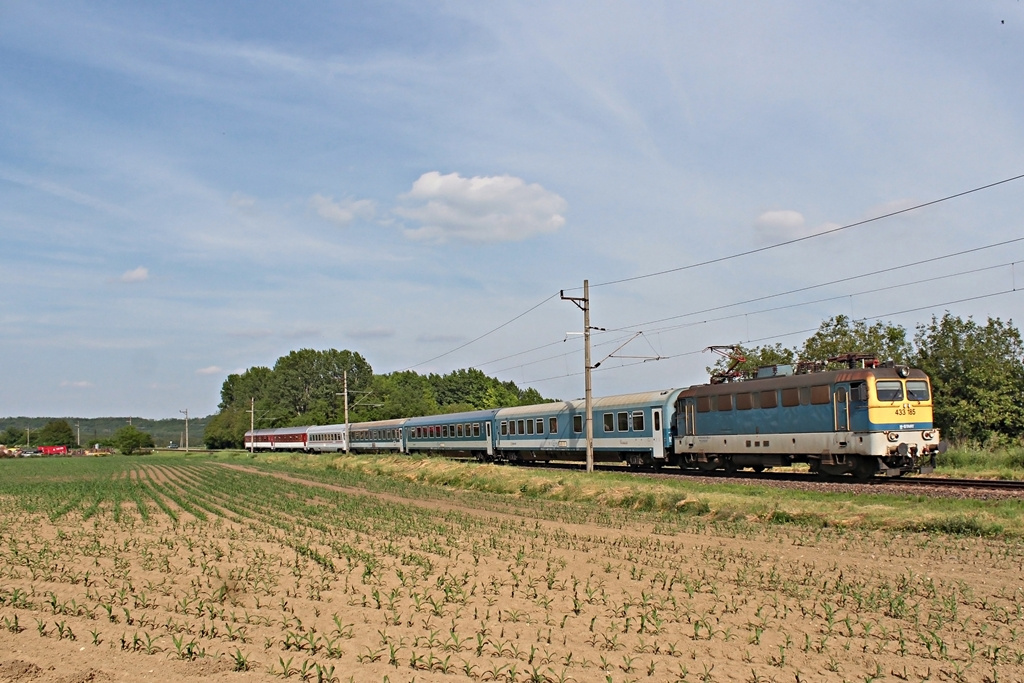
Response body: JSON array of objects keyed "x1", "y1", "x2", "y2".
[
  {"x1": 761, "y1": 390, "x2": 777, "y2": 409},
  {"x1": 736, "y1": 393, "x2": 752, "y2": 410},
  {"x1": 632, "y1": 411, "x2": 645, "y2": 431},
  {"x1": 549, "y1": 417, "x2": 558, "y2": 433},
  {"x1": 781, "y1": 388, "x2": 800, "y2": 407},
  {"x1": 618, "y1": 412, "x2": 629, "y2": 431},
  {"x1": 536, "y1": 419, "x2": 544, "y2": 434},
  {"x1": 509, "y1": 420, "x2": 516, "y2": 435},
  {"x1": 875, "y1": 381, "x2": 904, "y2": 402},
  {"x1": 717, "y1": 394, "x2": 733, "y2": 412},
  {"x1": 456, "y1": 424, "x2": 463, "y2": 437},
  {"x1": 518, "y1": 419, "x2": 526, "y2": 434},
  {"x1": 573, "y1": 415, "x2": 583, "y2": 433},
  {"x1": 474, "y1": 423, "x2": 481, "y2": 437},
  {"x1": 603, "y1": 413, "x2": 614, "y2": 432},
  {"x1": 526, "y1": 419, "x2": 534, "y2": 435},
  {"x1": 441, "y1": 425, "x2": 447, "y2": 438},
  {"x1": 697, "y1": 396, "x2": 712, "y2": 413},
  {"x1": 811, "y1": 385, "x2": 831, "y2": 405},
  {"x1": 501, "y1": 422, "x2": 508, "y2": 436}
]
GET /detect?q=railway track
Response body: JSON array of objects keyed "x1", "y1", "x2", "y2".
[{"x1": 495, "y1": 459, "x2": 1024, "y2": 495}]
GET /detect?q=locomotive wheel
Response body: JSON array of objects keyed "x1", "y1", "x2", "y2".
[{"x1": 853, "y1": 456, "x2": 878, "y2": 481}]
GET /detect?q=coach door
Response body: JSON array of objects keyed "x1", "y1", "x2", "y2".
[
  {"x1": 485, "y1": 422, "x2": 493, "y2": 457},
  {"x1": 652, "y1": 409, "x2": 665, "y2": 459},
  {"x1": 834, "y1": 386, "x2": 849, "y2": 431}
]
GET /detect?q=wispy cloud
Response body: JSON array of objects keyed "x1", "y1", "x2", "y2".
[
  {"x1": 119, "y1": 266, "x2": 149, "y2": 283},
  {"x1": 195, "y1": 366, "x2": 223, "y2": 376},
  {"x1": 310, "y1": 194, "x2": 377, "y2": 227},
  {"x1": 348, "y1": 327, "x2": 396, "y2": 340},
  {"x1": 395, "y1": 172, "x2": 567, "y2": 244},
  {"x1": 60, "y1": 380, "x2": 93, "y2": 389}
]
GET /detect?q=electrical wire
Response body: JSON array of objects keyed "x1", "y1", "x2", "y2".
[{"x1": 584, "y1": 173, "x2": 1024, "y2": 289}]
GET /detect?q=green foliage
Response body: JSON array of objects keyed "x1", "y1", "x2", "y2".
[
  {"x1": 706, "y1": 343, "x2": 796, "y2": 377},
  {"x1": 112, "y1": 425, "x2": 155, "y2": 455},
  {"x1": 913, "y1": 313, "x2": 1024, "y2": 443},
  {"x1": 207, "y1": 348, "x2": 553, "y2": 446},
  {"x1": 1, "y1": 426, "x2": 26, "y2": 446},
  {"x1": 35, "y1": 419, "x2": 76, "y2": 447},
  {"x1": 800, "y1": 315, "x2": 912, "y2": 364}
]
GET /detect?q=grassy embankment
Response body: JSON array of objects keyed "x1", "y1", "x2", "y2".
[{"x1": 200, "y1": 449, "x2": 1024, "y2": 538}]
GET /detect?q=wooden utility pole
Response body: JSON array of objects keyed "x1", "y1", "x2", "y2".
[{"x1": 560, "y1": 280, "x2": 594, "y2": 472}]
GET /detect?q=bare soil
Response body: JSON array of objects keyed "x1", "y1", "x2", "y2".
[{"x1": 0, "y1": 462, "x2": 1021, "y2": 683}]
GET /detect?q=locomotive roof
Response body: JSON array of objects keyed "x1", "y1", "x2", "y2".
[{"x1": 681, "y1": 366, "x2": 929, "y2": 397}]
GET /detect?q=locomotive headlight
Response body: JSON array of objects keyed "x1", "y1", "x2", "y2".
[
  {"x1": 896, "y1": 365, "x2": 910, "y2": 378},
  {"x1": 886, "y1": 431, "x2": 900, "y2": 442},
  {"x1": 922, "y1": 430, "x2": 934, "y2": 441}
]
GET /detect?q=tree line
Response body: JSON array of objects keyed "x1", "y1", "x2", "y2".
[
  {"x1": 202, "y1": 349, "x2": 551, "y2": 449},
  {"x1": 711, "y1": 312, "x2": 1024, "y2": 445}
]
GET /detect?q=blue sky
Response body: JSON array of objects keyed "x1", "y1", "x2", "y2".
[{"x1": 2, "y1": 1, "x2": 1023, "y2": 419}]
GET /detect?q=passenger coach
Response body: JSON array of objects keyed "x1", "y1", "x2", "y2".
[
  {"x1": 403, "y1": 410, "x2": 498, "y2": 460},
  {"x1": 493, "y1": 389, "x2": 682, "y2": 466}
]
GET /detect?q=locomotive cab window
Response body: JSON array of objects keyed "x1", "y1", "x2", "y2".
[
  {"x1": 875, "y1": 381, "x2": 904, "y2": 402},
  {"x1": 906, "y1": 381, "x2": 930, "y2": 401}
]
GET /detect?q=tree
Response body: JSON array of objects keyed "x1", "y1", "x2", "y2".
[
  {"x1": 267, "y1": 349, "x2": 372, "y2": 420},
  {"x1": 112, "y1": 425, "x2": 154, "y2": 455},
  {"x1": 801, "y1": 315, "x2": 911, "y2": 364},
  {"x1": 35, "y1": 419, "x2": 76, "y2": 447},
  {"x1": 1, "y1": 426, "x2": 26, "y2": 446},
  {"x1": 706, "y1": 343, "x2": 797, "y2": 379},
  {"x1": 913, "y1": 313, "x2": 1024, "y2": 444}
]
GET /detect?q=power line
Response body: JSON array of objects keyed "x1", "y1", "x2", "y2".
[
  {"x1": 402, "y1": 174, "x2": 1024, "y2": 374},
  {"x1": 477, "y1": 242, "x2": 1023, "y2": 375},
  {"x1": 521, "y1": 287, "x2": 1023, "y2": 385},
  {"x1": 578, "y1": 173, "x2": 1024, "y2": 289},
  {"x1": 401, "y1": 292, "x2": 559, "y2": 371},
  {"x1": 495, "y1": 259, "x2": 1021, "y2": 376}
]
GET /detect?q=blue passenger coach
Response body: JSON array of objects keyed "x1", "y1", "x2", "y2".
[
  {"x1": 493, "y1": 389, "x2": 682, "y2": 466},
  {"x1": 404, "y1": 409, "x2": 499, "y2": 459},
  {"x1": 348, "y1": 418, "x2": 408, "y2": 453}
]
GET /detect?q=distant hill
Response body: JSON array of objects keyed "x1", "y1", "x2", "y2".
[{"x1": 0, "y1": 416, "x2": 210, "y2": 449}]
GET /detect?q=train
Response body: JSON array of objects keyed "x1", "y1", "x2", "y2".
[{"x1": 244, "y1": 355, "x2": 946, "y2": 479}]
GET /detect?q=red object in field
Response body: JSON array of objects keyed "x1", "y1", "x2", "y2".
[{"x1": 39, "y1": 445, "x2": 68, "y2": 455}]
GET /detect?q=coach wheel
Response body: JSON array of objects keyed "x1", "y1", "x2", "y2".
[{"x1": 751, "y1": 465, "x2": 766, "y2": 473}]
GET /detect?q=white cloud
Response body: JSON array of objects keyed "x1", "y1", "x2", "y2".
[
  {"x1": 119, "y1": 266, "x2": 149, "y2": 283},
  {"x1": 195, "y1": 365, "x2": 223, "y2": 376},
  {"x1": 60, "y1": 380, "x2": 93, "y2": 389},
  {"x1": 310, "y1": 194, "x2": 377, "y2": 227},
  {"x1": 394, "y1": 172, "x2": 567, "y2": 244},
  {"x1": 753, "y1": 209, "x2": 810, "y2": 243}
]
